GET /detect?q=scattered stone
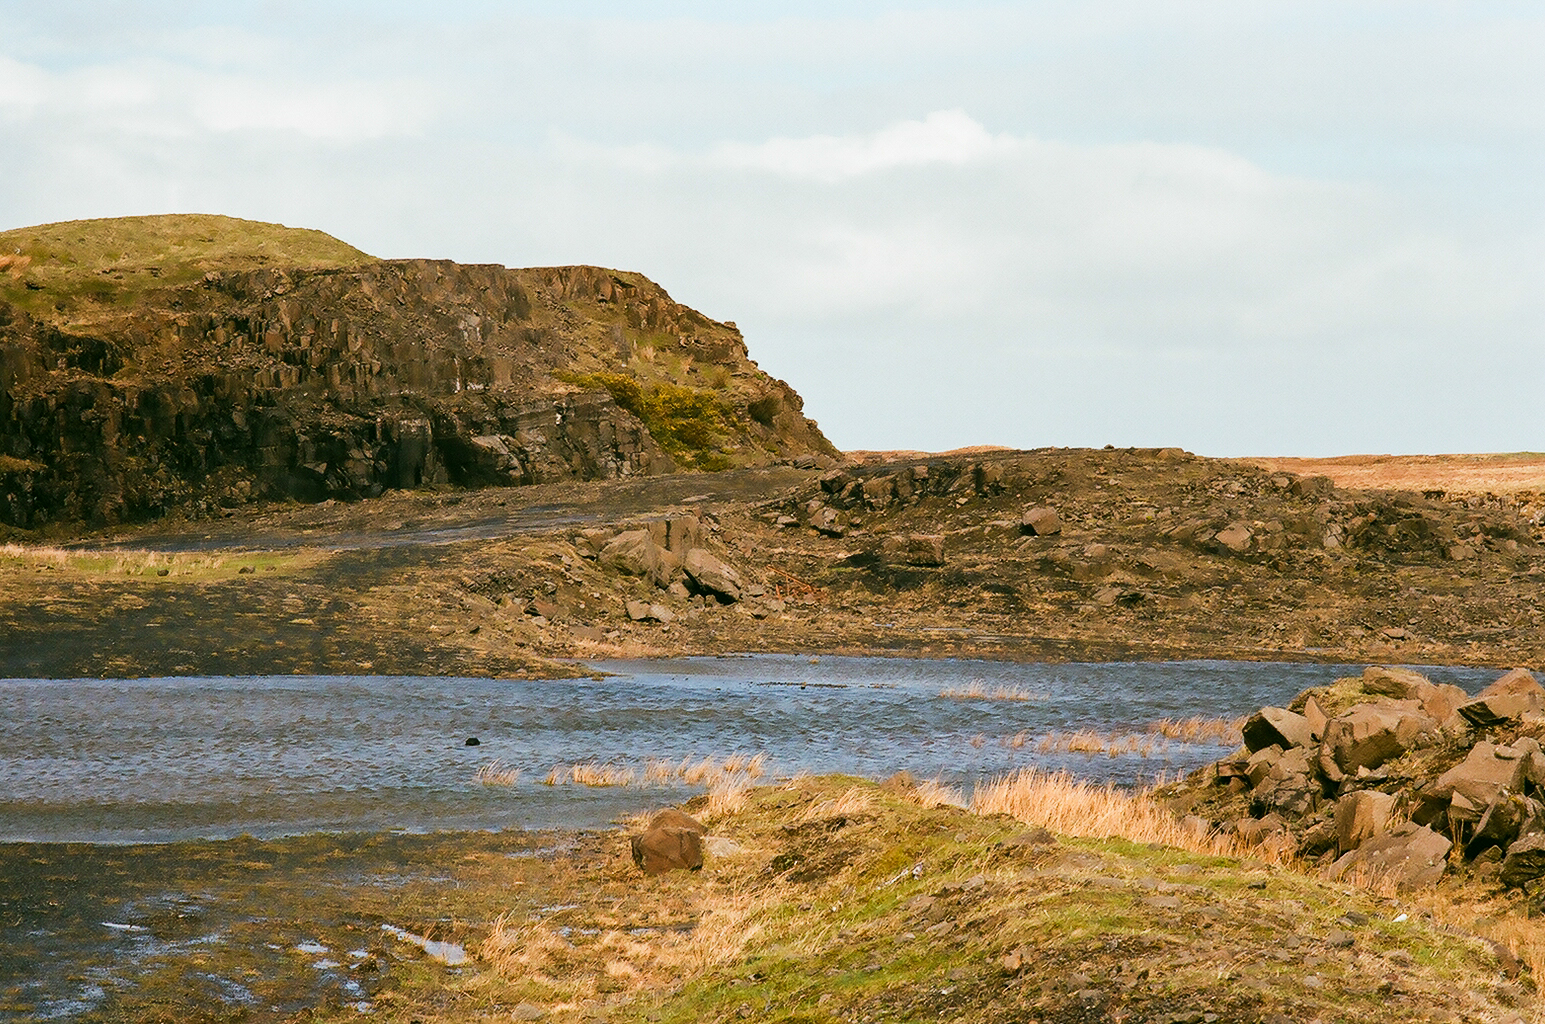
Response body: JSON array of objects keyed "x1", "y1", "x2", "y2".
[
  {"x1": 880, "y1": 533, "x2": 945, "y2": 567},
  {"x1": 1019, "y1": 506, "x2": 1062, "y2": 536},
  {"x1": 512, "y1": 1004, "x2": 546, "y2": 1021}
]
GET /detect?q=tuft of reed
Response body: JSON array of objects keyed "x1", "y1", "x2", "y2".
[
  {"x1": 794, "y1": 786, "x2": 875, "y2": 823},
  {"x1": 1034, "y1": 729, "x2": 1166, "y2": 758},
  {"x1": 474, "y1": 760, "x2": 522, "y2": 786},
  {"x1": 938, "y1": 682, "x2": 1044, "y2": 702},
  {"x1": 969, "y1": 768, "x2": 1274, "y2": 863},
  {"x1": 910, "y1": 779, "x2": 968, "y2": 810},
  {"x1": 1146, "y1": 715, "x2": 1245, "y2": 746},
  {"x1": 569, "y1": 763, "x2": 637, "y2": 788},
  {"x1": 704, "y1": 778, "x2": 751, "y2": 818}
]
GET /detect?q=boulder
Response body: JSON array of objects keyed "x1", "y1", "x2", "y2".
[
  {"x1": 1317, "y1": 700, "x2": 1438, "y2": 780},
  {"x1": 631, "y1": 826, "x2": 704, "y2": 875},
  {"x1": 1458, "y1": 668, "x2": 1545, "y2": 728},
  {"x1": 683, "y1": 548, "x2": 743, "y2": 603},
  {"x1": 630, "y1": 809, "x2": 707, "y2": 875},
  {"x1": 1242, "y1": 707, "x2": 1315, "y2": 753},
  {"x1": 1253, "y1": 748, "x2": 1317, "y2": 817},
  {"x1": 1500, "y1": 833, "x2": 1545, "y2": 888},
  {"x1": 1361, "y1": 666, "x2": 1467, "y2": 725},
  {"x1": 646, "y1": 514, "x2": 705, "y2": 555},
  {"x1": 861, "y1": 475, "x2": 896, "y2": 508},
  {"x1": 1019, "y1": 507, "x2": 1063, "y2": 536},
  {"x1": 1328, "y1": 823, "x2": 1450, "y2": 889},
  {"x1": 648, "y1": 809, "x2": 705, "y2": 834},
  {"x1": 1422, "y1": 741, "x2": 1527, "y2": 817},
  {"x1": 808, "y1": 505, "x2": 846, "y2": 537},
  {"x1": 1214, "y1": 522, "x2": 1253, "y2": 553},
  {"x1": 1244, "y1": 745, "x2": 1282, "y2": 788},
  {"x1": 599, "y1": 529, "x2": 682, "y2": 587},
  {"x1": 1301, "y1": 696, "x2": 1328, "y2": 741},
  {"x1": 881, "y1": 533, "x2": 945, "y2": 567},
  {"x1": 1335, "y1": 790, "x2": 1396, "y2": 854},
  {"x1": 625, "y1": 600, "x2": 674, "y2": 623}
]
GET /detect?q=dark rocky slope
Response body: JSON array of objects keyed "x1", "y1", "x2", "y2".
[{"x1": 0, "y1": 215, "x2": 836, "y2": 529}]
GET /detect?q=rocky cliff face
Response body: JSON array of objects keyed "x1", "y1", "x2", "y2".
[{"x1": 0, "y1": 217, "x2": 837, "y2": 528}]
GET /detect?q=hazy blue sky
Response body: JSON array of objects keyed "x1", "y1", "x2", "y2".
[{"x1": 2, "y1": 2, "x2": 1540, "y2": 455}]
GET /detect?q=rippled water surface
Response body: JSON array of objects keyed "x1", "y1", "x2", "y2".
[{"x1": 0, "y1": 656, "x2": 1500, "y2": 843}]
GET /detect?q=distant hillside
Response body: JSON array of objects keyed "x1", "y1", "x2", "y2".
[{"x1": 0, "y1": 215, "x2": 837, "y2": 528}]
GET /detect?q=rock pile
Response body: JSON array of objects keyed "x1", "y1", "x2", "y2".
[
  {"x1": 579, "y1": 512, "x2": 766, "y2": 617},
  {"x1": 1174, "y1": 665, "x2": 1545, "y2": 889}
]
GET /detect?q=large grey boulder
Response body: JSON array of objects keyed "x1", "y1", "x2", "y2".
[
  {"x1": 683, "y1": 548, "x2": 744, "y2": 603},
  {"x1": 599, "y1": 529, "x2": 682, "y2": 587},
  {"x1": 1362, "y1": 666, "x2": 1468, "y2": 725},
  {"x1": 1317, "y1": 700, "x2": 1438, "y2": 781},
  {"x1": 1327, "y1": 823, "x2": 1450, "y2": 889},
  {"x1": 1421, "y1": 741, "x2": 1528, "y2": 824},
  {"x1": 1242, "y1": 707, "x2": 1315, "y2": 753},
  {"x1": 1458, "y1": 668, "x2": 1545, "y2": 728},
  {"x1": 1335, "y1": 790, "x2": 1396, "y2": 854},
  {"x1": 1500, "y1": 833, "x2": 1545, "y2": 888},
  {"x1": 881, "y1": 533, "x2": 945, "y2": 567},
  {"x1": 1019, "y1": 506, "x2": 1062, "y2": 536}
]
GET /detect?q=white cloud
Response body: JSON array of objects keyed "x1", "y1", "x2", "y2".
[{"x1": 711, "y1": 109, "x2": 1006, "y2": 181}]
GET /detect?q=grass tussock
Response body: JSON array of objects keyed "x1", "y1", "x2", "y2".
[
  {"x1": 793, "y1": 785, "x2": 875, "y2": 823},
  {"x1": 541, "y1": 752, "x2": 770, "y2": 791},
  {"x1": 970, "y1": 769, "x2": 1275, "y2": 863},
  {"x1": 1034, "y1": 728, "x2": 1167, "y2": 758},
  {"x1": 910, "y1": 778, "x2": 968, "y2": 809},
  {"x1": 474, "y1": 760, "x2": 521, "y2": 786},
  {"x1": 938, "y1": 682, "x2": 1045, "y2": 702},
  {"x1": 1146, "y1": 715, "x2": 1246, "y2": 745}
]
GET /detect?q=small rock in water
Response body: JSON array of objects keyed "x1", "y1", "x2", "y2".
[{"x1": 465, "y1": 736, "x2": 480, "y2": 746}]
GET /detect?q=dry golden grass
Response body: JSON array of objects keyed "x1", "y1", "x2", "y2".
[
  {"x1": 544, "y1": 752, "x2": 770, "y2": 792},
  {"x1": 474, "y1": 760, "x2": 522, "y2": 786},
  {"x1": 794, "y1": 786, "x2": 875, "y2": 823},
  {"x1": 1035, "y1": 729, "x2": 1166, "y2": 758},
  {"x1": 569, "y1": 763, "x2": 637, "y2": 788},
  {"x1": 704, "y1": 778, "x2": 752, "y2": 818},
  {"x1": 0, "y1": 542, "x2": 308, "y2": 580},
  {"x1": 938, "y1": 682, "x2": 1044, "y2": 702},
  {"x1": 969, "y1": 769, "x2": 1277, "y2": 863},
  {"x1": 910, "y1": 779, "x2": 968, "y2": 809},
  {"x1": 1147, "y1": 715, "x2": 1245, "y2": 746},
  {"x1": 481, "y1": 887, "x2": 776, "y2": 997}
]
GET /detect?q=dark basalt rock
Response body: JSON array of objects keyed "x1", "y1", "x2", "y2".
[{"x1": 0, "y1": 250, "x2": 837, "y2": 529}]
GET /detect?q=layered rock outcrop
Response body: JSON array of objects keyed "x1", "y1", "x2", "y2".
[{"x1": 0, "y1": 216, "x2": 837, "y2": 528}]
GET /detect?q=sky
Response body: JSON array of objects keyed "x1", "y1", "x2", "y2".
[{"x1": 1, "y1": 2, "x2": 1540, "y2": 456}]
